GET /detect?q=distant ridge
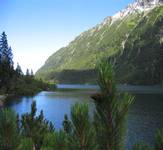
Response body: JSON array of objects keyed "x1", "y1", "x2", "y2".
[{"x1": 36, "y1": 1, "x2": 163, "y2": 85}]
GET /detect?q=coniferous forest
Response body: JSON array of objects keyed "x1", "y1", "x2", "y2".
[{"x1": 0, "y1": 32, "x2": 55, "y2": 95}]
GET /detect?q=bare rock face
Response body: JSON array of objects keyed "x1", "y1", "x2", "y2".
[
  {"x1": 111, "y1": 0, "x2": 163, "y2": 22},
  {"x1": 136, "y1": 0, "x2": 162, "y2": 7},
  {"x1": 102, "y1": 16, "x2": 112, "y2": 26},
  {"x1": 97, "y1": 0, "x2": 163, "y2": 28}
]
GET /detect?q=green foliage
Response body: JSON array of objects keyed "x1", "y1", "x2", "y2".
[
  {"x1": 115, "y1": 6, "x2": 163, "y2": 85},
  {"x1": 68, "y1": 103, "x2": 97, "y2": 150},
  {"x1": 0, "y1": 60, "x2": 163, "y2": 150},
  {"x1": 62, "y1": 114, "x2": 72, "y2": 134},
  {"x1": 21, "y1": 101, "x2": 54, "y2": 150},
  {"x1": 53, "y1": 131, "x2": 68, "y2": 150},
  {"x1": 36, "y1": 6, "x2": 163, "y2": 85},
  {"x1": 36, "y1": 9, "x2": 141, "y2": 82},
  {"x1": 92, "y1": 60, "x2": 134, "y2": 150},
  {"x1": 0, "y1": 32, "x2": 13, "y2": 65},
  {"x1": 96, "y1": 59, "x2": 116, "y2": 94},
  {"x1": 0, "y1": 32, "x2": 14, "y2": 90},
  {"x1": 0, "y1": 31, "x2": 56, "y2": 95},
  {"x1": 17, "y1": 138, "x2": 33, "y2": 150},
  {"x1": 41, "y1": 133, "x2": 56, "y2": 150},
  {"x1": 8, "y1": 75, "x2": 55, "y2": 96},
  {"x1": 51, "y1": 69, "x2": 97, "y2": 84},
  {"x1": 0, "y1": 109, "x2": 19, "y2": 150},
  {"x1": 155, "y1": 129, "x2": 163, "y2": 150},
  {"x1": 15, "y1": 63, "x2": 23, "y2": 76},
  {"x1": 42, "y1": 131, "x2": 68, "y2": 150},
  {"x1": 26, "y1": 69, "x2": 30, "y2": 76}
]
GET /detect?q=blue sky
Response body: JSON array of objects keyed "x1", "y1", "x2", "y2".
[{"x1": 0, "y1": 0, "x2": 134, "y2": 73}]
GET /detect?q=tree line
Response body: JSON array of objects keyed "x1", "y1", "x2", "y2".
[
  {"x1": 0, "y1": 60, "x2": 162, "y2": 150},
  {"x1": 0, "y1": 32, "x2": 55, "y2": 95}
]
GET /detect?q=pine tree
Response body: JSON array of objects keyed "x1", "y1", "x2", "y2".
[
  {"x1": 42, "y1": 131, "x2": 68, "y2": 150},
  {"x1": 53, "y1": 131, "x2": 68, "y2": 150},
  {"x1": 21, "y1": 101, "x2": 53, "y2": 150},
  {"x1": 16, "y1": 63, "x2": 23, "y2": 76},
  {"x1": 26, "y1": 69, "x2": 30, "y2": 76},
  {"x1": 0, "y1": 109, "x2": 19, "y2": 150},
  {"x1": 31, "y1": 69, "x2": 34, "y2": 77},
  {"x1": 92, "y1": 60, "x2": 134, "y2": 150},
  {"x1": 0, "y1": 32, "x2": 13, "y2": 67},
  {"x1": 0, "y1": 32, "x2": 8, "y2": 63},
  {"x1": 7, "y1": 46, "x2": 13, "y2": 67},
  {"x1": 68, "y1": 103, "x2": 97, "y2": 150},
  {"x1": 62, "y1": 114, "x2": 72, "y2": 134},
  {"x1": 0, "y1": 32, "x2": 14, "y2": 89},
  {"x1": 17, "y1": 138, "x2": 33, "y2": 150}
]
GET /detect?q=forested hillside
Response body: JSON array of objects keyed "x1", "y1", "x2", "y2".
[{"x1": 36, "y1": 1, "x2": 163, "y2": 85}]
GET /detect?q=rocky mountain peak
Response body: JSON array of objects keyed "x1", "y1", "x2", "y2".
[
  {"x1": 135, "y1": 0, "x2": 161, "y2": 8},
  {"x1": 100, "y1": 0, "x2": 163, "y2": 26}
]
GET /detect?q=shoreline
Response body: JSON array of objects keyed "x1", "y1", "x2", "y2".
[
  {"x1": 57, "y1": 84, "x2": 163, "y2": 94},
  {"x1": 117, "y1": 84, "x2": 163, "y2": 94}
]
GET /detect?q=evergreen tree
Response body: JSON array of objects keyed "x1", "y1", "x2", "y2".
[
  {"x1": 62, "y1": 114, "x2": 72, "y2": 134},
  {"x1": 6, "y1": 46, "x2": 13, "y2": 67},
  {"x1": 42, "y1": 131, "x2": 68, "y2": 150},
  {"x1": 0, "y1": 31, "x2": 54, "y2": 94},
  {"x1": 17, "y1": 138, "x2": 33, "y2": 150},
  {"x1": 92, "y1": 60, "x2": 134, "y2": 150},
  {"x1": 68, "y1": 103, "x2": 97, "y2": 150},
  {"x1": 31, "y1": 69, "x2": 34, "y2": 77},
  {"x1": 53, "y1": 131, "x2": 68, "y2": 150},
  {"x1": 21, "y1": 101, "x2": 54, "y2": 150},
  {"x1": 0, "y1": 32, "x2": 13, "y2": 67},
  {"x1": 0, "y1": 32, "x2": 8, "y2": 63},
  {"x1": 0, "y1": 109, "x2": 19, "y2": 150},
  {"x1": 0, "y1": 32, "x2": 14, "y2": 90},
  {"x1": 26, "y1": 69, "x2": 30, "y2": 76},
  {"x1": 16, "y1": 63, "x2": 23, "y2": 76}
]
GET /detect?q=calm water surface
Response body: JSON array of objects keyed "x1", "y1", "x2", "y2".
[{"x1": 4, "y1": 84, "x2": 163, "y2": 149}]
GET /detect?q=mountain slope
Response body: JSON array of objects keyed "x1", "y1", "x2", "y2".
[
  {"x1": 36, "y1": 1, "x2": 163, "y2": 85},
  {"x1": 114, "y1": 5, "x2": 163, "y2": 84}
]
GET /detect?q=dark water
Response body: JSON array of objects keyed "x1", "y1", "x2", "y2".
[{"x1": 4, "y1": 84, "x2": 163, "y2": 149}]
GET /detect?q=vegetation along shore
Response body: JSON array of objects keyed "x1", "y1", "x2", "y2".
[
  {"x1": 0, "y1": 60, "x2": 163, "y2": 150},
  {"x1": 0, "y1": 32, "x2": 56, "y2": 99}
]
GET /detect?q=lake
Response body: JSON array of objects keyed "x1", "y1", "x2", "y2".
[{"x1": 4, "y1": 84, "x2": 163, "y2": 149}]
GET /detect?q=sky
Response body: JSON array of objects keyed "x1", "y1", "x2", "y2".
[{"x1": 0, "y1": 0, "x2": 134, "y2": 73}]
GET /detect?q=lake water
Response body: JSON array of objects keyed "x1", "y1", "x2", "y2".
[{"x1": 4, "y1": 84, "x2": 163, "y2": 149}]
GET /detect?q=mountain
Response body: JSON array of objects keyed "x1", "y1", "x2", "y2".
[{"x1": 36, "y1": 0, "x2": 163, "y2": 85}]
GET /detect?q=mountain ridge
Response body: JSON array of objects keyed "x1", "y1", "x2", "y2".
[{"x1": 36, "y1": 1, "x2": 163, "y2": 85}]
